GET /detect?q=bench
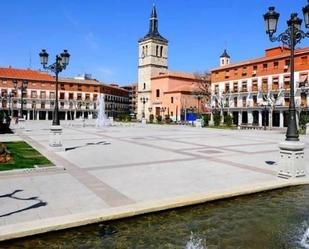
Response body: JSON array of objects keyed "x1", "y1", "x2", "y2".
[{"x1": 240, "y1": 124, "x2": 263, "y2": 130}]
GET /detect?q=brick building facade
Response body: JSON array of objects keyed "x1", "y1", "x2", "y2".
[
  {"x1": 210, "y1": 46, "x2": 309, "y2": 128},
  {"x1": 0, "y1": 67, "x2": 130, "y2": 121}
]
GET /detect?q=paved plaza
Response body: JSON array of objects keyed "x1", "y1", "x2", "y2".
[{"x1": 0, "y1": 121, "x2": 309, "y2": 241}]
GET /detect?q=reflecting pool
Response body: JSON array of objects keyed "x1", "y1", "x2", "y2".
[{"x1": 1, "y1": 186, "x2": 309, "y2": 249}]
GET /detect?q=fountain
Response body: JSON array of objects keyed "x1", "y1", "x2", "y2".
[
  {"x1": 300, "y1": 226, "x2": 309, "y2": 249},
  {"x1": 96, "y1": 95, "x2": 109, "y2": 128},
  {"x1": 185, "y1": 232, "x2": 207, "y2": 249}
]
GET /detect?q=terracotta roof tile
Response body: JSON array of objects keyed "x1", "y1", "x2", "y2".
[{"x1": 0, "y1": 67, "x2": 53, "y2": 81}]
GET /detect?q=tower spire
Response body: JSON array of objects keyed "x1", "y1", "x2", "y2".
[
  {"x1": 139, "y1": 4, "x2": 167, "y2": 43},
  {"x1": 149, "y1": 5, "x2": 158, "y2": 36}
]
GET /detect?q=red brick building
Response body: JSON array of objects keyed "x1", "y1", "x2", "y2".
[
  {"x1": 0, "y1": 67, "x2": 130, "y2": 120},
  {"x1": 210, "y1": 46, "x2": 309, "y2": 127}
]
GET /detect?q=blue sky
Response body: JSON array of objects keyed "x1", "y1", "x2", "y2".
[{"x1": 0, "y1": 0, "x2": 308, "y2": 85}]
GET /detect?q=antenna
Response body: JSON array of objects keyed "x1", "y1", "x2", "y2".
[{"x1": 28, "y1": 50, "x2": 32, "y2": 69}]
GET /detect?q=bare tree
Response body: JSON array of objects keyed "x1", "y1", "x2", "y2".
[{"x1": 192, "y1": 71, "x2": 212, "y2": 114}]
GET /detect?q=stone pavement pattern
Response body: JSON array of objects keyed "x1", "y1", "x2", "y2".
[{"x1": 0, "y1": 120, "x2": 309, "y2": 240}]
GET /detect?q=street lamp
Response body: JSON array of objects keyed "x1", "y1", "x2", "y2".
[
  {"x1": 39, "y1": 49, "x2": 70, "y2": 126},
  {"x1": 264, "y1": 5, "x2": 309, "y2": 141},
  {"x1": 264, "y1": 3, "x2": 309, "y2": 178},
  {"x1": 140, "y1": 97, "x2": 148, "y2": 118},
  {"x1": 13, "y1": 80, "x2": 28, "y2": 119}
]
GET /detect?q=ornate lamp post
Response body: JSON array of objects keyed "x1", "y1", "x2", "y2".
[
  {"x1": 39, "y1": 49, "x2": 70, "y2": 126},
  {"x1": 39, "y1": 49, "x2": 70, "y2": 147},
  {"x1": 263, "y1": 3, "x2": 309, "y2": 178},
  {"x1": 13, "y1": 80, "x2": 28, "y2": 120},
  {"x1": 160, "y1": 107, "x2": 166, "y2": 116}
]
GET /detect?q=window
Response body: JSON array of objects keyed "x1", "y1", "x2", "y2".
[
  {"x1": 143, "y1": 83, "x2": 146, "y2": 90},
  {"x1": 301, "y1": 56, "x2": 308, "y2": 65},
  {"x1": 145, "y1": 45, "x2": 148, "y2": 56},
  {"x1": 252, "y1": 79, "x2": 258, "y2": 91},
  {"x1": 171, "y1": 97, "x2": 174, "y2": 103},
  {"x1": 60, "y1": 84, "x2": 65, "y2": 90},
  {"x1": 234, "y1": 97, "x2": 238, "y2": 107},
  {"x1": 171, "y1": 111, "x2": 173, "y2": 116},
  {"x1": 156, "y1": 45, "x2": 159, "y2": 56},
  {"x1": 233, "y1": 82, "x2": 238, "y2": 92},
  {"x1": 31, "y1": 91, "x2": 37, "y2": 98},
  {"x1": 160, "y1": 46, "x2": 163, "y2": 57},
  {"x1": 272, "y1": 77, "x2": 279, "y2": 90},
  {"x1": 221, "y1": 59, "x2": 224, "y2": 65},
  {"x1": 234, "y1": 69, "x2": 238, "y2": 76},
  {"x1": 77, "y1": 93, "x2": 82, "y2": 100},
  {"x1": 242, "y1": 67, "x2": 247, "y2": 76},
  {"x1": 284, "y1": 75, "x2": 290, "y2": 89},
  {"x1": 69, "y1": 93, "x2": 74, "y2": 100},
  {"x1": 241, "y1": 81, "x2": 247, "y2": 92},
  {"x1": 156, "y1": 89, "x2": 160, "y2": 97},
  {"x1": 242, "y1": 96, "x2": 247, "y2": 107},
  {"x1": 60, "y1": 92, "x2": 65, "y2": 99},
  {"x1": 215, "y1": 85, "x2": 219, "y2": 94},
  {"x1": 50, "y1": 92, "x2": 55, "y2": 99},
  {"x1": 274, "y1": 61, "x2": 279, "y2": 69},
  {"x1": 263, "y1": 63, "x2": 268, "y2": 71},
  {"x1": 40, "y1": 91, "x2": 46, "y2": 99},
  {"x1": 224, "y1": 83, "x2": 230, "y2": 93},
  {"x1": 78, "y1": 85, "x2": 82, "y2": 91},
  {"x1": 253, "y1": 95, "x2": 257, "y2": 106},
  {"x1": 262, "y1": 78, "x2": 268, "y2": 92},
  {"x1": 285, "y1": 60, "x2": 290, "y2": 70},
  {"x1": 252, "y1": 65, "x2": 257, "y2": 75},
  {"x1": 225, "y1": 70, "x2": 230, "y2": 79}
]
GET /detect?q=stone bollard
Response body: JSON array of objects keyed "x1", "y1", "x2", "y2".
[
  {"x1": 278, "y1": 141, "x2": 306, "y2": 178},
  {"x1": 49, "y1": 125, "x2": 62, "y2": 147}
]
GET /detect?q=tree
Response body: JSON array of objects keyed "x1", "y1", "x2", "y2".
[{"x1": 192, "y1": 71, "x2": 212, "y2": 115}]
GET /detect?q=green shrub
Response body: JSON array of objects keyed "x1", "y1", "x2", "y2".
[
  {"x1": 224, "y1": 114, "x2": 233, "y2": 127},
  {"x1": 165, "y1": 114, "x2": 171, "y2": 124},
  {"x1": 213, "y1": 112, "x2": 221, "y2": 126},
  {"x1": 201, "y1": 114, "x2": 210, "y2": 127},
  {"x1": 156, "y1": 115, "x2": 162, "y2": 123},
  {"x1": 149, "y1": 114, "x2": 154, "y2": 123},
  {"x1": 299, "y1": 112, "x2": 309, "y2": 130}
]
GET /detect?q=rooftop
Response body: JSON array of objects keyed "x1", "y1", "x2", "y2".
[{"x1": 0, "y1": 67, "x2": 53, "y2": 81}]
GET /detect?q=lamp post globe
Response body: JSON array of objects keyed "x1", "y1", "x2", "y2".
[
  {"x1": 263, "y1": 7, "x2": 280, "y2": 36},
  {"x1": 303, "y1": 1, "x2": 309, "y2": 28},
  {"x1": 39, "y1": 49, "x2": 49, "y2": 66}
]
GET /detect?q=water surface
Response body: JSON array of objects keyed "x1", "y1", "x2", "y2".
[{"x1": 1, "y1": 186, "x2": 309, "y2": 249}]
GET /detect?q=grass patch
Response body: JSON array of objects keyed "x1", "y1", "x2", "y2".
[{"x1": 0, "y1": 141, "x2": 53, "y2": 171}]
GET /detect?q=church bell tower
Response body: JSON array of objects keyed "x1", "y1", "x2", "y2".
[{"x1": 137, "y1": 5, "x2": 168, "y2": 120}]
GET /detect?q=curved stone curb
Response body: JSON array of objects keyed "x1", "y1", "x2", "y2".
[
  {"x1": 0, "y1": 166, "x2": 65, "y2": 177},
  {"x1": 0, "y1": 178, "x2": 308, "y2": 242}
]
